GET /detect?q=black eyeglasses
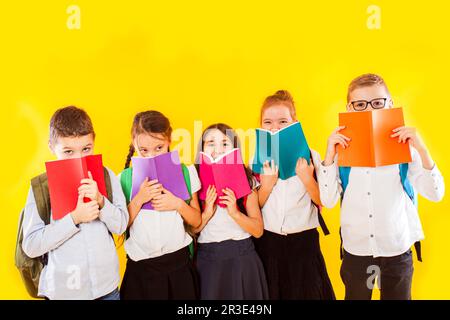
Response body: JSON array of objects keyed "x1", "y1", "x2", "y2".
[{"x1": 350, "y1": 98, "x2": 388, "y2": 111}]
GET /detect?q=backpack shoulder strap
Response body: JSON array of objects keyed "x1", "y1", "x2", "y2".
[
  {"x1": 398, "y1": 163, "x2": 422, "y2": 261},
  {"x1": 181, "y1": 163, "x2": 192, "y2": 204},
  {"x1": 181, "y1": 164, "x2": 195, "y2": 259},
  {"x1": 30, "y1": 173, "x2": 51, "y2": 225},
  {"x1": 399, "y1": 163, "x2": 416, "y2": 204},
  {"x1": 338, "y1": 166, "x2": 351, "y2": 197},
  {"x1": 103, "y1": 167, "x2": 113, "y2": 203},
  {"x1": 310, "y1": 152, "x2": 330, "y2": 236},
  {"x1": 120, "y1": 167, "x2": 133, "y2": 205}
]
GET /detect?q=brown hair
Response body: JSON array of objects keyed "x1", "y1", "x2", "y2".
[
  {"x1": 49, "y1": 106, "x2": 95, "y2": 146},
  {"x1": 195, "y1": 123, "x2": 256, "y2": 214},
  {"x1": 124, "y1": 110, "x2": 173, "y2": 169},
  {"x1": 260, "y1": 90, "x2": 297, "y2": 123},
  {"x1": 347, "y1": 73, "x2": 390, "y2": 102},
  {"x1": 119, "y1": 110, "x2": 173, "y2": 247}
]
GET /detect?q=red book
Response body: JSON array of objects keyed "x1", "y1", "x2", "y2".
[{"x1": 45, "y1": 154, "x2": 107, "y2": 220}]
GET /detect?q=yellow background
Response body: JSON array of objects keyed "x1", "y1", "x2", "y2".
[{"x1": 0, "y1": 0, "x2": 448, "y2": 299}]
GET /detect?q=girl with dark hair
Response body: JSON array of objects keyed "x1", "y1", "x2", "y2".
[{"x1": 193, "y1": 123, "x2": 269, "y2": 300}]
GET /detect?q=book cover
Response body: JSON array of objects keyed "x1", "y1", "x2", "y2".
[
  {"x1": 45, "y1": 154, "x2": 107, "y2": 220},
  {"x1": 198, "y1": 148, "x2": 252, "y2": 207},
  {"x1": 337, "y1": 108, "x2": 412, "y2": 167},
  {"x1": 131, "y1": 151, "x2": 190, "y2": 210},
  {"x1": 252, "y1": 121, "x2": 310, "y2": 180}
]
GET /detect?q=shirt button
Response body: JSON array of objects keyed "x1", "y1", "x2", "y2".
[
  {"x1": 325, "y1": 184, "x2": 328, "y2": 187},
  {"x1": 369, "y1": 214, "x2": 373, "y2": 218},
  {"x1": 370, "y1": 234, "x2": 374, "y2": 238},
  {"x1": 366, "y1": 170, "x2": 370, "y2": 174},
  {"x1": 367, "y1": 192, "x2": 371, "y2": 195},
  {"x1": 323, "y1": 170, "x2": 327, "y2": 174}
]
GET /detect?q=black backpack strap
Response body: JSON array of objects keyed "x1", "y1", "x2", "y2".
[
  {"x1": 310, "y1": 151, "x2": 330, "y2": 236},
  {"x1": 414, "y1": 241, "x2": 422, "y2": 262},
  {"x1": 317, "y1": 210, "x2": 330, "y2": 236},
  {"x1": 339, "y1": 227, "x2": 344, "y2": 260}
]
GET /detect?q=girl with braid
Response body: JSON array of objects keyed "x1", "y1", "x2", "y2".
[{"x1": 118, "y1": 110, "x2": 202, "y2": 300}]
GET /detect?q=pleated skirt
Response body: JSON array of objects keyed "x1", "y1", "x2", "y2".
[
  {"x1": 196, "y1": 237, "x2": 269, "y2": 300},
  {"x1": 120, "y1": 246, "x2": 199, "y2": 300},
  {"x1": 254, "y1": 228, "x2": 335, "y2": 300}
]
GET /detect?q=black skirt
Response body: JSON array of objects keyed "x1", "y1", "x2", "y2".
[
  {"x1": 254, "y1": 228, "x2": 335, "y2": 300},
  {"x1": 120, "y1": 246, "x2": 199, "y2": 300},
  {"x1": 196, "y1": 238, "x2": 269, "y2": 300}
]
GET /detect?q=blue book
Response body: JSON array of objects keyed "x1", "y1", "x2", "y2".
[{"x1": 252, "y1": 121, "x2": 310, "y2": 180}]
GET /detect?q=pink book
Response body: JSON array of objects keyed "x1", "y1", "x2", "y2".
[{"x1": 198, "y1": 148, "x2": 252, "y2": 208}]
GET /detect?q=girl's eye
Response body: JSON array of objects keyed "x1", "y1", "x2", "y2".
[
  {"x1": 206, "y1": 142, "x2": 215, "y2": 147},
  {"x1": 156, "y1": 146, "x2": 163, "y2": 151},
  {"x1": 280, "y1": 120, "x2": 288, "y2": 124},
  {"x1": 263, "y1": 121, "x2": 271, "y2": 125},
  {"x1": 83, "y1": 147, "x2": 91, "y2": 152},
  {"x1": 223, "y1": 142, "x2": 231, "y2": 147},
  {"x1": 64, "y1": 150, "x2": 73, "y2": 155}
]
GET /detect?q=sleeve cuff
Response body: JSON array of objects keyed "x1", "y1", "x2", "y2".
[
  {"x1": 99, "y1": 196, "x2": 114, "y2": 222},
  {"x1": 319, "y1": 159, "x2": 338, "y2": 178},
  {"x1": 59, "y1": 213, "x2": 80, "y2": 236},
  {"x1": 426, "y1": 163, "x2": 443, "y2": 183}
]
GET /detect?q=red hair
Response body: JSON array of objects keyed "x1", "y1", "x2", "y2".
[{"x1": 260, "y1": 90, "x2": 297, "y2": 123}]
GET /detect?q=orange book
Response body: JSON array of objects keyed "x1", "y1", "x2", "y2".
[{"x1": 337, "y1": 108, "x2": 412, "y2": 167}]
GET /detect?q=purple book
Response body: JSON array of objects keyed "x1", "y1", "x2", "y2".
[{"x1": 131, "y1": 151, "x2": 190, "y2": 210}]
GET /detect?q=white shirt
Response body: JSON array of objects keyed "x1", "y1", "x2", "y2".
[
  {"x1": 22, "y1": 167, "x2": 129, "y2": 300},
  {"x1": 123, "y1": 165, "x2": 201, "y2": 261},
  {"x1": 258, "y1": 149, "x2": 322, "y2": 235},
  {"x1": 198, "y1": 206, "x2": 251, "y2": 243},
  {"x1": 318, "y1": 147, "x2": 445, "y2": 258}
]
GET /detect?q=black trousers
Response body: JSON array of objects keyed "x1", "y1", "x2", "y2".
[{"x1": 340, "y1": 249, "x2": 414, "y2": 300}]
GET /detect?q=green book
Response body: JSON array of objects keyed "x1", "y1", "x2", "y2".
[{"x1": 252, "y1": 121, "x2": 310, "y2": 180}]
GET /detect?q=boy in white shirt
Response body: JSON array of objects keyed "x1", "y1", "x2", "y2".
[{"x1": 318, "y1": 73, "x2": 445, "y2": 300}]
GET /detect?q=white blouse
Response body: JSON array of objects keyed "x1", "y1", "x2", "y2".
[
  {"x1": 198, "y1": 176, "x2": 259, "y2": 243},
  {"x1": 258, "y1": 149, "x2": 322, "y2": 235},
  {"x1": 198, "y1": 206, "x2": 251, "y2": 243},
  {"x1": 318, "y1": 147, "x2": 445, "y2": 257},
  {"x1": 123, "y1": 165, "x2": 201, "y2": 261}
]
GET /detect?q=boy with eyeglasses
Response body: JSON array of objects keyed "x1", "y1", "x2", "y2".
[{"x1": 318, "y1": 73, "x2": 445, "y2": 300}]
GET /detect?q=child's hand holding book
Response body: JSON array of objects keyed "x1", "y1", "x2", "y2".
[
  {"x1": 151, "y1": 187, "x2": 185, "y2": 212},
  {"x1": 70, "y1": 193, "x2": 100, "y2": 225},
  {"x1": 203, "y1": 185, "x2": 218, "y2": 218},
  {"x1": 78, "y1": 171, "x2": 105, "y2": 209},
  {"x1": 219, "y1": 188, "x2": 240, "y2": 218},
  {"x1": 134, "y1": 178, "x2": 163, "y2": 208},
  {"x1": 260, "y1": 160, "x2": 279, "y2": 191},
  {"x1": 391, "y1": 126, "x2": 435, "y2": 170},
  {"x1": 324, "y1": 126, "x2": 350, "y2": 166},
  {"x1": 295, "y1": 158, "x2": 315, "y2": 185}
]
